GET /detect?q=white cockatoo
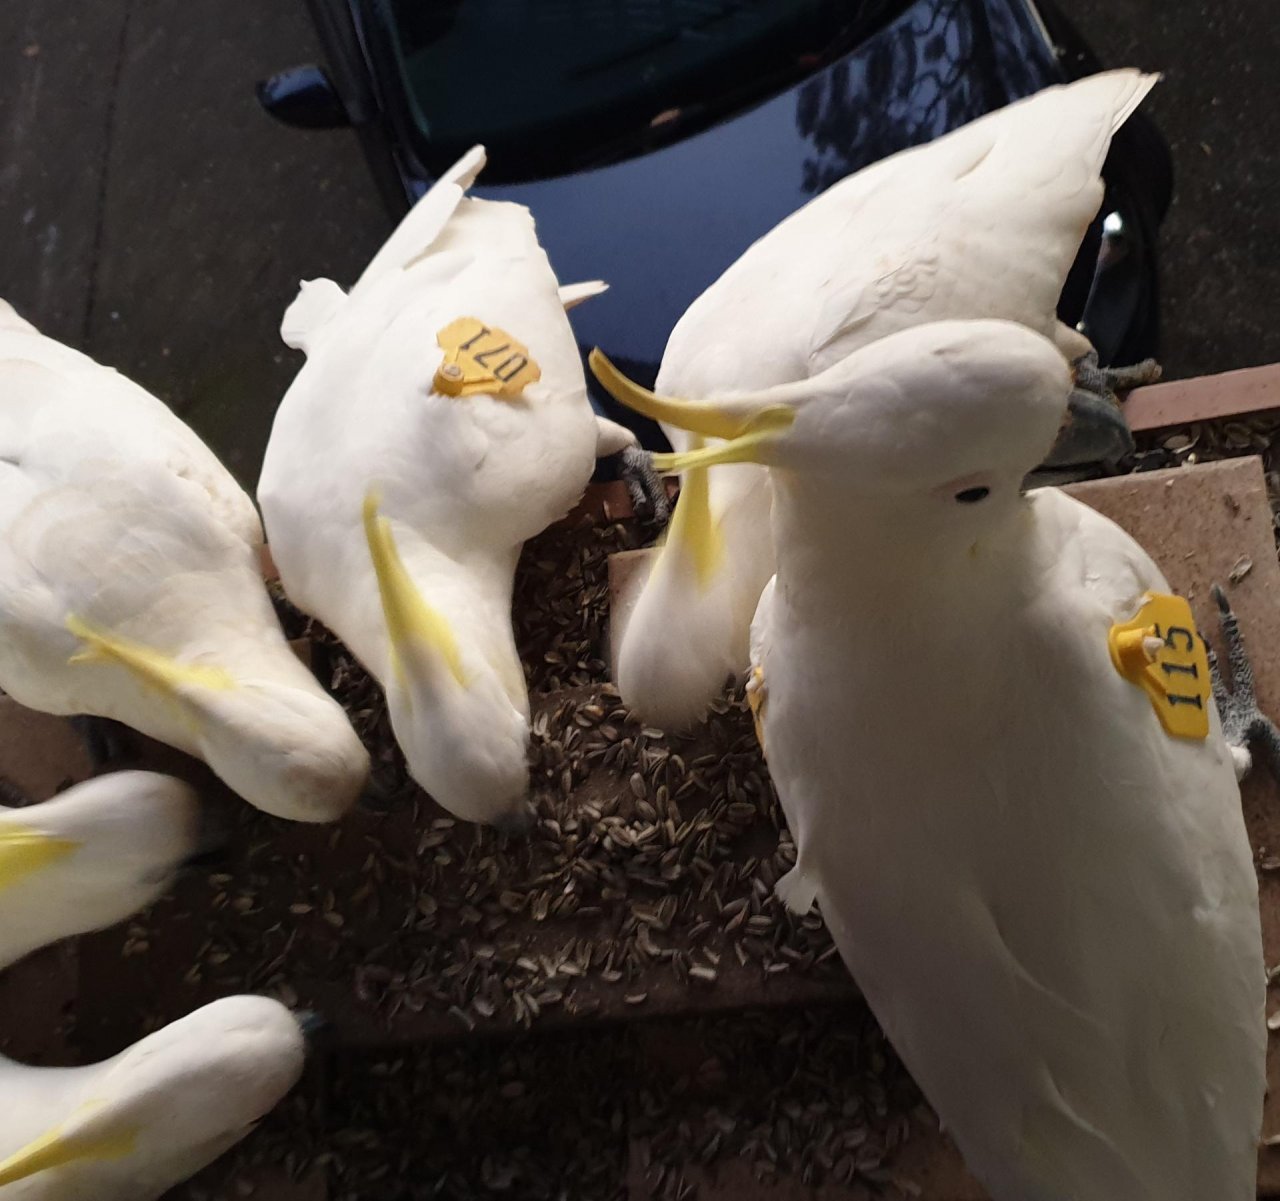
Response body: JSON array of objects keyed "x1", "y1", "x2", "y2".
[
  {"x1": 592, "y1": 319, "x2": 1266, "y2": 1201},
  {"x1": 616, "y1": 69, "x2": 1158, "y2": 730},
  {"x1": 0, "y1": 300, "x2": 369, "y2": 822},
  {"x1": 259, "y1": 145, "x2": 637, "y2": 830},
  {"x1": 0, "y1": 995, "x2": 306, "y2": 1199},
  {"x1": 0, "y1": 771, "x2": 202, "y2": 970}
]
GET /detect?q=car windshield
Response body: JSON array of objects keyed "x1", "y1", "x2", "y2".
[{"x1": 374, "y1": 0, "x2": 907, "y2": 180}]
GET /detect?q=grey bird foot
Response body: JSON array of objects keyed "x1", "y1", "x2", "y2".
[
  {"x1": 1073, "y1": 348, "x2": 1163, "y2": 400},
  {"x1": 70, "y1": 714, "x2": 135, "y2": 770},
  {"x1": 619, "y1": 444, "x2": 672, "y2": 524},
  {"x1": 1208, "y1": 584, "x2": 1280, "y2": 781}
]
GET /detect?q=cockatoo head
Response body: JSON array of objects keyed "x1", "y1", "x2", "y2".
[
  {"x1": 361, "y1": 493, "x2": 534, "y2": 831},
  {"x1": 385, "y1": 663, "x2": 532, "y2": 831},
  {"x1": 191, "y1": 680, "x2": 370, "y2": 823},
  {"x1": 63, "y1": 620, "x2": 370, "y2": 823},
  {"x1": 0, "y1": 771, "x2": 202, "y2": 971},
  {"x1": 591, "y1": 320, "x2": 1072, "y2": 518},
  {"x1": 0, "y1": 996, "x2": 306, "y2": 1193}
]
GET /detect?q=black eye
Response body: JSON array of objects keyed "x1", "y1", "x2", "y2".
[{"x1": 954, "y1": 487, "x2": 990, "y2": 504}]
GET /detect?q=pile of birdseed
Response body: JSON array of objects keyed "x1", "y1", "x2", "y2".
[
  {"x1": 1130, "y1": 411, "x2": 1280, "y2": 529},
  {"x1": 89, "y1": 505, "x2": 925, "y2": 1199},
  {"x1": 177, "y1": 1001, "x2": 926, "y2": 1201},
  {"x1": 76, "y1": 512, "x2": 852, "y2": 1054}
]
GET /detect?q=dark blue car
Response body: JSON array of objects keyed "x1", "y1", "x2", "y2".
[{"x1": 261, "y1": 0, "x2": 1172, "y2": 470}]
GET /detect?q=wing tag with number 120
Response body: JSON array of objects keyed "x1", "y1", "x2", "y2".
[{"x1": 433, "y1": 317, "x2": 541, "y2": 400}]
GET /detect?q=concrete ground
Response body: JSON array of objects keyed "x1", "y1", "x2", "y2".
[{"x1": 1, "y1": 0, "x2": 1277, "y2": 486}]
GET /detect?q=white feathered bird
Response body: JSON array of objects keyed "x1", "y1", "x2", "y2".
[
  {"x1": 0, "y1": 300, "x2": 368, "y2": 822},
  {"x1": 0, "y1": 995, "x2": 306, "y2": 1199},
  {"x1": 592, "y1": 319, "x2": 1265, "y2": 1201},
  {"x1": 259, "y1": 145, "x2": 636, "y2": 829},
  {"x1": 616, "y1": 69, "x2": 1157, "y2": 730},
  {"x1": 0, "y1": 771, "x2": 201, "y2": 970}
]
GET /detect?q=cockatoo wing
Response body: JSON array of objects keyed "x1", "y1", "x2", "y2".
[
  {"x1": 800, "y1": 489, "x2": 1263, "y2": 1201},
  {"x1": 0, "y1": 360, "x2": 282, "y2": 714},
  {"x1": 663, "y1": 69, "x2": 1157, "y2": 379},
  {"x1": 0, "y1": 337, "x2": 262, "y2": 551},
  {"x1": 809, "y1": 70, "x2": 1156, "y2": 365}
]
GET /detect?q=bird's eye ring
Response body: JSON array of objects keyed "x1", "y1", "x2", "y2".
[{"x1": 954, "y1": 487, "x2": 991, "y2": 504}]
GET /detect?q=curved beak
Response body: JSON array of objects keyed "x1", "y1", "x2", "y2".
[
  {"x1": 492, "y1": 804, "x2": 536, "y2": 838},
  {"x1": 1038, "y1": 384, "x2": 1135, "y2": 472}
]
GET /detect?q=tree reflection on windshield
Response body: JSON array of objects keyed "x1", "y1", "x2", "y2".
[{"x1": 795, "y1": 0, "x2": 1059, "y2": 194}]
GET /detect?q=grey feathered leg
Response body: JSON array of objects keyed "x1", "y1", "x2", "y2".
[
  {"x1": 619, "y1": 445, "x2": 672, "y2": 524},
  {"x1": 69, "y1": 715, "x2": 134, "y2": 769},
  {"x1": 1207, "y1": 584, "x2": 1280, "y2": 780},
  {"x1": 1072, "y1": 348, "x2": 1163, "y2": 399}
]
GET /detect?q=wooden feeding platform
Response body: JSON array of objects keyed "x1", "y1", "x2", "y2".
[{"x1": 3, "y1": 367, "x2": 1280, "y2": 1199}]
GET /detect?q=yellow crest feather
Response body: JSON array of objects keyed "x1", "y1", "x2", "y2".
[
  {"x1": 66, "y1": 616, "x2": 235, "y2": 695},
  {"x1": 0, "y1": 1118, "x2": 138, "y2": 1185},
  {"x1": 660, "y1": 446, "x2": 723, "y2": 590},
  {"x1": 0, "y1": 822, "x2": 80, "y2": 894},
  {"x1": 362, "y1": 491, "x2": 466, "y2": 688}
]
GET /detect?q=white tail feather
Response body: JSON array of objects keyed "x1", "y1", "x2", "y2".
[{"x1": 559, "y1": 280, "x2": 609, "y2": 310}]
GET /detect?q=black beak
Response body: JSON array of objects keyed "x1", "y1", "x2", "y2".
[
  {"x1": 295, "y1": 1010, "x2": 330, "y2": 1043},
  {"x1": 1034, "y1": 385, "x2": 1136, "y2": 481},
  {"x1": 491, "y1": 804, "x2": 536, "y2": 838}
]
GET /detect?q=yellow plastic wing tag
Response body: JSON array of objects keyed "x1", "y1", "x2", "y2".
[
  {"x1": 434, "y1": 317, "x2": 540, "y2": 400},
  {"x1": 1108, "y1": 592, "x2": 1211, "y2": 740}
]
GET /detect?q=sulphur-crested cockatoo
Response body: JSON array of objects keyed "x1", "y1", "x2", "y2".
[
  {"x1": 593, "y1": 319, "x2": 1265, "y2": 1201},
  {"x1": 0, "y1": 300, "x2": 368, "y2": 821},
  {"x1": 0, "y1": 770, "x2": 202, "y2": 970},
  {"x1": 0, "y1": 995, "x2": 306, "y2": 1199},
  {"x1": 614, "y1": 69, "x2": 1159, "y2": 730},
  {"x1": 259, "y1": 145, "x2": 636, "y2": 829}
]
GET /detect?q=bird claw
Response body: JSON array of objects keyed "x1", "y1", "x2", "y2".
[
  {"x1": 1036, "y1": 350, "x2": 1159, "y2": 478},
  {"x1": 619, "y1": 445, "x2": 672, "y2": 524},
  {"x1": 1207, "y1": 584, "x2": 1280, "y2": 781},
  {"x1": 1072, "y1": 348, "x2": 1162, "y2": 402}
]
